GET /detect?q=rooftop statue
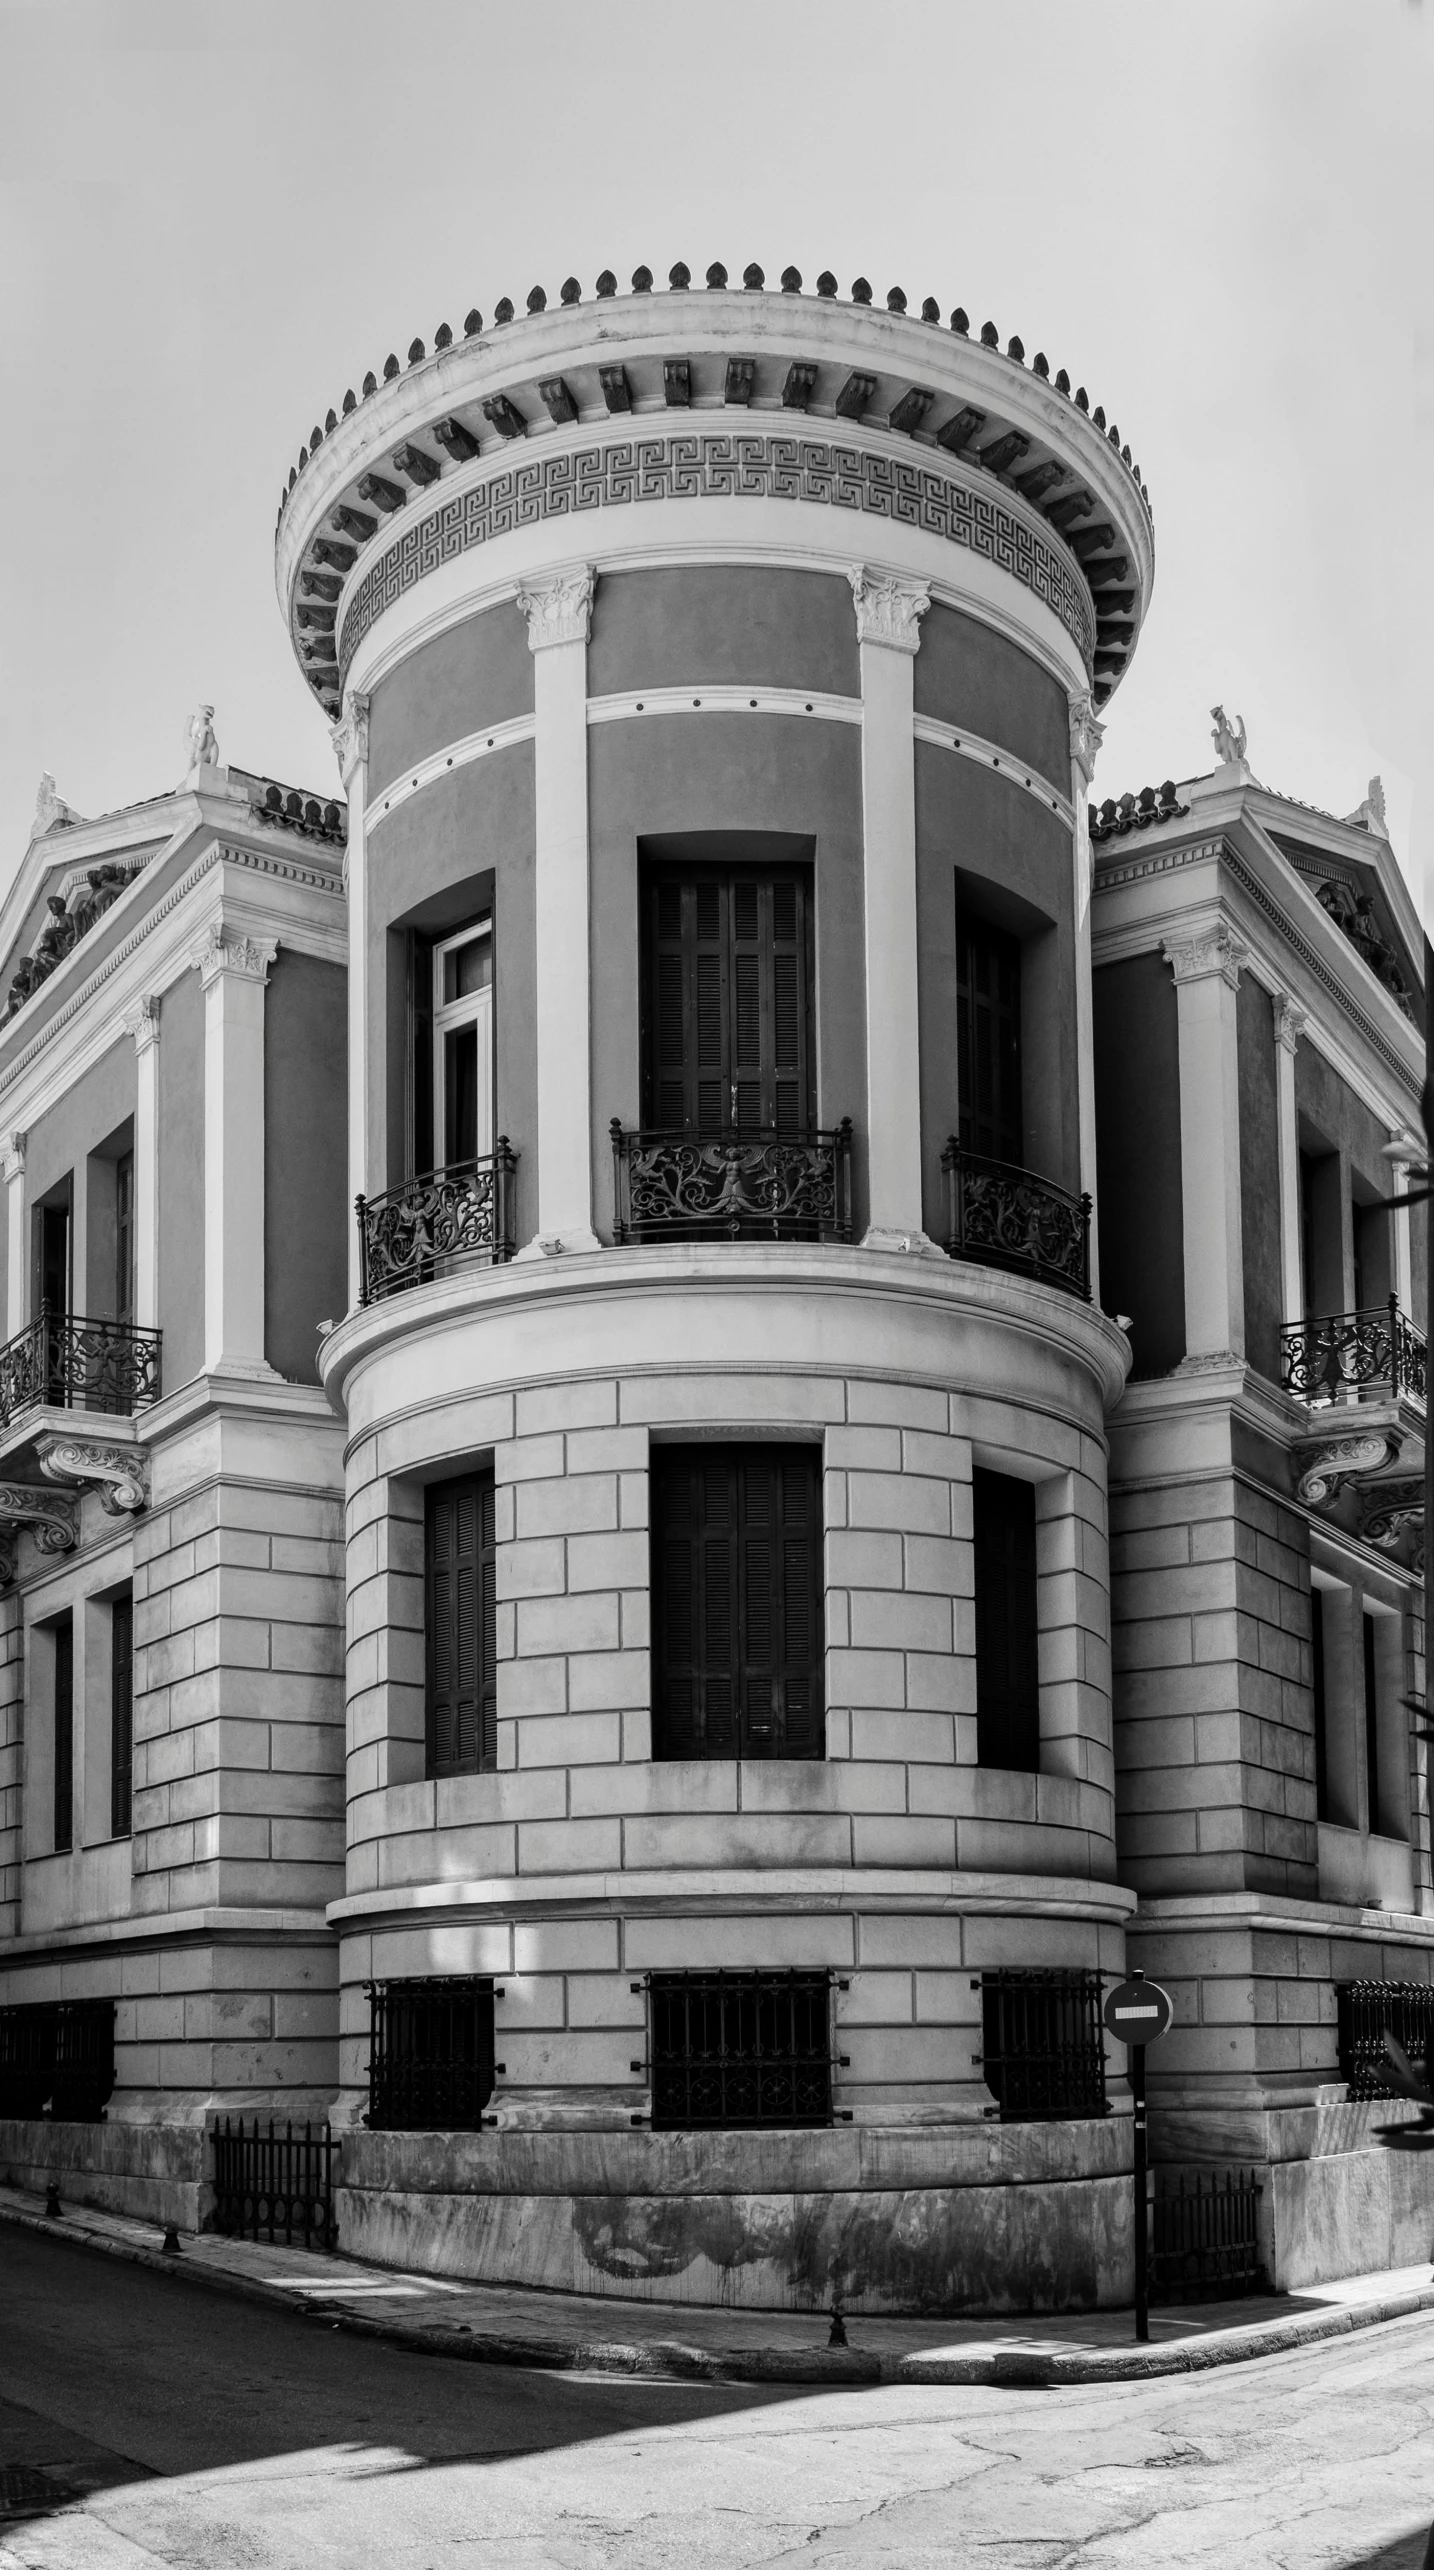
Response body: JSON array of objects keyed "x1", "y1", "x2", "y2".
[
  {"x1": 1210, "y1": 705, "x2": 1248, "y2": 768},
  {"x1": 185, "y1": 703, "x2": 221, "y2": 775},
  {"x1": 31, "y1": 774, "x2": 81, "y2": 838},
  {"x1": 1344, "y1": 775, "x2": 1389, "y2": 836}
]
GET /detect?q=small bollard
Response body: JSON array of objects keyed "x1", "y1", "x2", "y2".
[
  {"x1": 828, "y1": 2302, "x2": 848, "y2": 2349},
  {"x1": 43, "y1": 2182, "x2": 61, "y2": 2221},
  {"x1": 161, "y1": 2225, "x2": 182, "y2": 2256}
]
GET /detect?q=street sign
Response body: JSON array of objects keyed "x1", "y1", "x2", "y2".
[
  {"x1": 1102, "y1": 1971, "x2": 1174, "y2": 2348},
  {"x1": 1104, "y1": 1977, "x2": 1174, "y2": 2044}
]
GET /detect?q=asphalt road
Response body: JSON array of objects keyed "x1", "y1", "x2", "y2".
[{"x1": 4, "y1": 2227, "x2": 1434, "y2": 2568}]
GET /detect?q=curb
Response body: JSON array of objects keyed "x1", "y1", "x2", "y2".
[{"x1": 4, "y1": 2195, "x2": 1433, "y2": 2389}]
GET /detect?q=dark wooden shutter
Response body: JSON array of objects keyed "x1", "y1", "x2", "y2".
[
  {"x1": 115, "y1": 1153, "x2": 134, "y2": 1326},
  {"x1": 644, "y1": 868, "x2": 814, "y2": 1136},
  {"x1": 111, "y1": 1593, "x2": 133, "y2": 1840},
  {"x1": 957, "y1": 915, "x2": 1022, "y2": 1164},
  {"x1": 426, "y1": 1473, "x2": 496, "y2": 1777},
  {"x1": 1312, "y1": 1586, "x2": 1329, "y2": 1821},
  {"x1": 410, "y1": 930, "x2": 434, "y2": 1178},
  {"x1": 54, "y1": 1614, "x2": 73, "y2": 1853},
  {"x1": 973, "y1": 1468, "x2": 1039, "y2": 1774},
  {"x1": 652, "y1": 1445, "x2": 823, "y2": 1760}
]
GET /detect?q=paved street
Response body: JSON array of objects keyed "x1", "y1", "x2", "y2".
[{"x1": 3, "y1": 2229, "x2": 1434, "y2": 2569}]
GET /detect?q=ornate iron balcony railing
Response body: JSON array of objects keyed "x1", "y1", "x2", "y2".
[
  {"x1": 357, "y1": 1144, "x2": 518, "y2": 1304},
  {"x1": 0, "y1": 1309, "x2": 162, "y2": 1432},
  {"x1": 610, "y1": 1120, "x2": 853, "y2": 1246},
  {"x1": 1280, "y1": 1299, "x2": 1426, "y2": 1408},
  {"x1": 942, "y1": 1143, "x2": 1091, "y2": 1300}
]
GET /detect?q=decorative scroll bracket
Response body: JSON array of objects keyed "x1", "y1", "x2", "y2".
[
  {"x1": 0, "y1": 1483, "x2": 78, "y2": 1586},
  {"x1": 1295, "y1": 1430, "x2": 1402, "y2": 1509},
  {"x1": 38, "y1": 1438, "x2": 149, "y2": 1518},
  {"x1": 1361, "y1": 1477, "x2": 1425, "y2": 1551}
]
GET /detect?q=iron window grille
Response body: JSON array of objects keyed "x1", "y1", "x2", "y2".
[
  {"x1": 647, "y1": 1969, "x2": 838, "y2": 2131},
  {"x1": 365, "y1": 1976, "x2": 496, "y2": 2131},
  {"x1": 973, "y1": 1968, "x2": 1109, "y2": 2122},
  {"x1": 0, "y1": 1999, "x2": 115, "y2": 2122},
  {"x1": 1149, "y1": 2166, "x2": 1266, "y2": 2303},
  {"x1": 212, "y1": 2117, "x2": 338, "y2": 2251},
  {"x1": 1336, "y1": 1979, "x2": 1434, "y2": 2100}
]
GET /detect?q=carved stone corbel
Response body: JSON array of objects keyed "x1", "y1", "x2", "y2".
[
  {"x1": 0, "y1": 1484, "x2": 77, "y2": 1586},
  {"x1": 1296, "y1": 1430, "x2": 1402, "y2": 1508},
  {"x1": 1361, "y1": 1478, "x2": 1425, "y2": 1550},
  {"x1": 39, "y1": 1440, "x2": 148, "y2": 1517}
]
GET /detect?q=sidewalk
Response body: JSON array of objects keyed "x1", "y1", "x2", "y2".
[{"x1": 3, "y1": 2179, "x2": 1432, "y2": 2387}]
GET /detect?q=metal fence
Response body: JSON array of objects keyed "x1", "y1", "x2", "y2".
[
  {"x1": 365, "y1": 1977, "x2": 496, "y2": 2131},
  {"x1": 974, "y1": 1968, "x2": 1109, "y2": 2122},
  {"x1": 648, "y1": 1969, "x2": 835, "y2": 2130},
  {"x1": 942, "y1": 1144, "x2": 1091, "y2": 1301},
  {"x1": 1336, "y1": 1980, "x2": 1434, "y2": 2100},
  {"x1": 357, "y1": 1147, "x2": 518, "y2": 1303},
  {"x1": 610, "y1": 1122, "x2": 854, "y2": 1247},
  {"x1": 211, "y1": 2118, "x2": 338, "y2": 2251},
  {"x1": 1279, "y1": 1299, "x2": 1426, "y2": 1408},
  {"x1": 0, "y1": 1999, "x2": 114, "y2": 2122},
  {"x1": 0, "y1": 1310, "x2": 161, "y2": 1429},
  {"x1": 1150, "y1": 2167, "x2": 1265, "y2": 2302}
]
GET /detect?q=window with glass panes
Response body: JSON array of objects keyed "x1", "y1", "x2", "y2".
[{"x1": 425, "y1": 1472, "x2": 497, "y2": 1777}]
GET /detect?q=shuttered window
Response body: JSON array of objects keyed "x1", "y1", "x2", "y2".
[
  {"x1": 973, "y1": 1468, "x2": 1040, "y2": 1773},
  {"x1": 111, "y1": 1593, "x2": 133, "y2": 1841},
  {"x1": 645, "y1": 868, "x2": 814, "y2": 1135},
  {"x1": 652, "y1": 1444, "x2": 823, "y2": 1760},
  {"x1": 53, "y1": 1614, "x2": 73, "y2": 1854},
  {"x1": 425, "y1": 1473, "x2": 497, "y2": 1777},
  {"x1": 957, "y1": 914, "x2": 1022, "y2": 1164}
]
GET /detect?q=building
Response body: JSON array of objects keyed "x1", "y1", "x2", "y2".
[
  {"x1": 0, "y1": 744, "x2": 349, "y2": 2228},
  {"x1": 0, "y1": 260, "x2": 1427, "y2": 2311}
]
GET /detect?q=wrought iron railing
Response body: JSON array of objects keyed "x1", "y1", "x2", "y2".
[
  {"x1": 1280, "y1": 1299, "x2": 1426, "y2": 1408},
  {"x1": 356, "y1": 1145, "x2": 518, "y2": 1304},
  {"x1": 942, "y1": 1144, "x2": 1091, "y2": 1301},
  {"x1": 0, "y1": 1999, "x2": 114, "y2": 2122},
  {"x1": 1336, "y1": 1980, "x2": 1434, "y2": 2100},
  {"x1": 212, "y1": 2117, "x2": 338, "y2": 2250},
  {"x1": 1149, "y1": 2167, "x2": 1265, "y2": 2303},
  {"x1": 611, "y1": 1121, "x2": 853, "y2": 1246},
  {"x1": 973, "y1": 1968, "x2": 1109, "y2": 2122},
  {"x1": 364, "y1": 1976, "x2": 496, "y2": 2131},
  {"x1": 0, "y1": 1310, "x2": 161, "y2": 1431},
  {"x1": 648, "y1": 1969, "x2": 836, "y2": 2130}
]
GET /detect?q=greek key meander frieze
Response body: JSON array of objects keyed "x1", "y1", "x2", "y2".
[{"x1": 335, "y1": 434, "x2": 1096, "y2": 681}]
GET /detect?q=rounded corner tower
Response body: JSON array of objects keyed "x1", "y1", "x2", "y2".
[{"x1": 279, "y1": 263, "x2": 1155, "y2": 2314}]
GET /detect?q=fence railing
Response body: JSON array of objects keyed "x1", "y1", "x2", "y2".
[
  {"x1": 1280, "y1": 1299, "x2": 1426, "y2": 1409},
  {"x1": 973, "y1": 1968, "x2": 1109, "y2": 2122},
  {"x1": 0, "y1": 1999, "x2": 115, "y2": 2122},
  {"x1": 648, "y1": 1969, "x2": 836, "y2": 2130},
  {"x1": 1336, "y1": 1980, "x2": 1434, "y2": 2100},
  {"x1": 1150, "y1": 2167, "x2": 1265, "y2": 2302},
  {"x1": 611, "y1": 1122, "x2": 853, "y2": 1247},
  {"x1": 365, "y1": 1977, "x2": 496, "y2": 2132},
  {"x1": 942, "y1": 1145, "x2": 1091, "y2": 1301},
  {"x1": 357, "y1": 1146, "x2": 518, "y2": 1304},
  {"x1": 211, "y1": 2118, "x2": 338, "y2": 2250},
  {"x1": 0, "y1": 1310, "x2": 161, "y2": 1431}
]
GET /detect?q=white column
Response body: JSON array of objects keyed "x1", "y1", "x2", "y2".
[
  {"x1": 1163, "y1": 922, "x2": 1250, "y2": 1363},
  {"x1": 850, "y1": 567, "x2": 933, "y2": 1250},
  {"x1": 333, "y1": 690, "x2": 370, "y2": 1310},
  {"x1": 1271, "y1": 994, "x2": 1307, "y2": 1326},
  {"x1": 1068, "y1": 694, "x2": 1105, "y2": 1308},
  {"x1": 195, "y1": 923, "x2": 277, "y2": 1376},
  {"x1": 517, "y1": 567, "x2": 599, "y2": 1256},
  {"x1": 122, "y1": 998, "x2": 160, "y2": 1331},
  {"x1": 1, "y1": 1133, "x2": 24, "y2": 1339}
]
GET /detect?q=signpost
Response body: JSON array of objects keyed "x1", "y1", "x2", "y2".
[{"x1": 1103, "y1": 1968, "x2": 1174, "y2": 2341}]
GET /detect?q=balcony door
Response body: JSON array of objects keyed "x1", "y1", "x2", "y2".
[
  {"x1": 956, "y1": 914, "x2": 1022, "y2": 1165},
  {"x1": 643, "y1": 866, "x2": 815, "y2": 1136},
  {"x1": 430, "y1": 920, "x2": 493, "y2": 1171},
  {"x1": 32, "y1": 1186, "x2": 71, "y2": 1322}
]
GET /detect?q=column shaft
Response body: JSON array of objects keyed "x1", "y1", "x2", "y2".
[
  {"x1": 1272, "y1": 997, "x2": 1306, "y2": 1327},
  {"x1": 333, "y1": 693, "x2": 370, "y2": 1309},
  {"x1": 1165, "y1": 926, "x2": 1248, "y2": 1361},
  {"x1": 851, "y1": 569, "x2": 930, "y2": 1248},
  {"x1": 197, "y1": 928, "x2": 275, "y2": 1374},
  {"x1": 519, "y1": 570, "x2": 597, "y2": 1254}
]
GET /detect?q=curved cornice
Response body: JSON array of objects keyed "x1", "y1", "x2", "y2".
[{"x1": 277, "y1": 288, "x2": 1153, "y2": 725}]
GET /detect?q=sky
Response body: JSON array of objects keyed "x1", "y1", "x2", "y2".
[{"x1": 0, "y1": 0, "x2": 1430, "y2": 915}]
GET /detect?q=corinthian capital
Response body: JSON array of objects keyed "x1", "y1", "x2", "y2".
[
  {"x1": 193, "y1": 924, "x2": 278, "y2": 989},
  {"x1": 1068, "y1": 692, "x2": 1106, "y2": 787},
  {"x1": 331, "y1": 689, "x2": 370, "y2": 788},
  {"x1": 1162, "y1": 921, "x2": 1250, "y2": 992},
  {"x1": 517, "y1": 566, "x2": 596, "y2": 652},
  {"x1": 847, "y1": 567, "x2": 930, "y2": 653}
]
